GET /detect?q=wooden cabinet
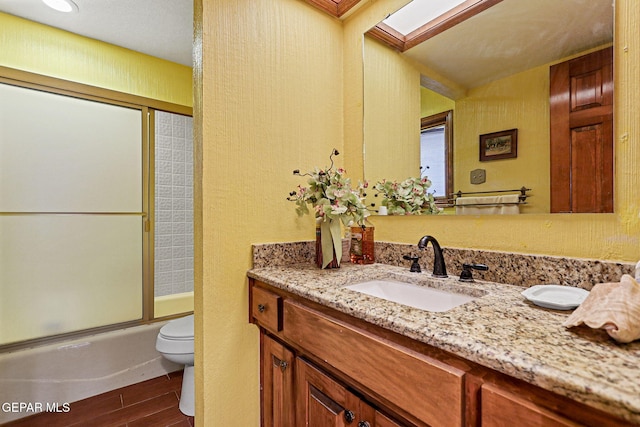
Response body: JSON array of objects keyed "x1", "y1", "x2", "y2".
[
  {"x1": 251, "y1": 285, "x2": 283, "y2": 334},
  {"x1": 250, "y1": 280, "x2": 634, "y2": 427},
  {"x1": 481, "y1": 383, "x2": 582, "y2": 427},
  {"x1": 261, "y1": 333, "x2": 410, "y2": 427},
  {"x1": 252, "y1": 283, "x2": 414, "y2": 427},
  {"x1": 375, "y1": 412, "x2": 407, "y2": 427},
  {"x1": 283, "y1": 299, "x2": 464, "y2": 427},
  {"x1": 261, "y1": 334, "x2": 295, "y2": 427},
  {"x1": 296, "y1": 357, "x2": 374, "y2": 427},
  {"x1": 296, "y1": 357, "x2": 412, "y2": 427}
]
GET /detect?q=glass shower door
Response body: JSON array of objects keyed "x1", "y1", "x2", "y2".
[{"x1": 0, "y1": 82, "x2": 145, "y2": 346}]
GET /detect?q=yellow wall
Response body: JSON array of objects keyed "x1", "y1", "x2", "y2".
[
  {"x1": 363, "y1": 37, "x2": 420, "y2": 189},
  {"x1": 346, "y1": 0, "x2": 639, "y2": 262},
  {"x1": 197, "y1": 0, "x2": 343, "y2": 424},
  {"x1": 454, "y1": 65, "x2": 550, "y2": 213},
  {"x1": 421, "y1": 86, "x2": 455, "y2": 117},
  {"x1": 343, "y1": 0, "x2": 412, "y2": 177},
  {"x1": 0, "y1": 13, "x2": 192, "y2": 106}
]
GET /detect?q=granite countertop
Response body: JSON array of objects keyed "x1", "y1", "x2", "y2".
[{"x1": 248, "y1": 262, "x2": 640, "y2": 424}]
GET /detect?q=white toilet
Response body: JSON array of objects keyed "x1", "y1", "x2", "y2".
[{"x1": 156, "y1": 314, "x2": 194, "y2": 416}]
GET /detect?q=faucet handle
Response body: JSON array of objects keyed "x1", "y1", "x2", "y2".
[
  {"x1": 403, "y1": 255, "x2": 421, "y2": 273},
  {"x1": 459, "y1": 263, "x2": 489, "y2": 282}
]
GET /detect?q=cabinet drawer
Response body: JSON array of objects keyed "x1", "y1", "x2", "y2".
[
  {"x1": 283, "y1": 300, "x2": 465, "y2": 427},
  {"x1": 251, "y1": 286, "x2": 282, "y2": 333},
  {"x1": 481, "y1": 383, "x2": 583, "y2": 427}
]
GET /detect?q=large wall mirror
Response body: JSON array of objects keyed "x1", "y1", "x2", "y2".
[{"x1": 363, "y1": 0, "x2": 614, "y2": 215}]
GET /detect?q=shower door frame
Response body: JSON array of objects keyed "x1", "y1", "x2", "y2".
[{"x1": 0, "y1": 66, "x2": 193, "y2": 352}]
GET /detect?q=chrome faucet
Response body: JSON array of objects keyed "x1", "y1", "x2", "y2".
[{"x1": 417, "y1": 235, "x2": 448, "y2": 278}]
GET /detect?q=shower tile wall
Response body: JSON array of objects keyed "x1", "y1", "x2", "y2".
[{"x1": 155, "y1": 112, "x2": 194, "y2": 297}]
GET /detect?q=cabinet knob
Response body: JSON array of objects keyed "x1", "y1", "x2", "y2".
[
  {"x1": 279, "y1": 360, "x2": 288, "y2": 371},
  {"x1": 358, "y1": 422, "x2": 371, "y2": 427},
  {"x1": 257, "y1": 303, "x2": 266, "y2": 313},
  {"x1": 344, "y1": 410, "x2": 355, "y2": 423}
]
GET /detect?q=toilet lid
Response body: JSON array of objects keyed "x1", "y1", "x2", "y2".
[{"x1": 159, "y1": 314, "x2": 194, "y2": 340}]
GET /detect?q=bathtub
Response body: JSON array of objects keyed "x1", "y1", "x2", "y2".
[{"x1": 0, "y1": 322, "x2": 182, "y2": 423}]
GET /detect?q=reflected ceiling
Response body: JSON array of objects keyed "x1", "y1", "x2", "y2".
[{"x1": 402, "y1": 0, "x2": 613, "y2": 91}]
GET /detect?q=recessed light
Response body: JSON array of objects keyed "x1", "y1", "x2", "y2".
[{"x1": 42, "y1": 0, "x2": 79, "y2": 13}]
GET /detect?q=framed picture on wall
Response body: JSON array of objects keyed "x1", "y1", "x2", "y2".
[{"x1": 479, "y1": 129, "x2": 518, "y2": 161}]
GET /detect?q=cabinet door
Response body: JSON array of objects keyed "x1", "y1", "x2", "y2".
[
  {"x1": 296, "y1": 357, "x2": 373, "y2": 427},
  {"x1": 261, "y1": 334, "x2": 295, "y2": 427},
  {"x1": 375, "y1": 411, "x2": 408, "y2": 427},
  {"x1": 481, "y1": 383, "x2": 583, "y2": 427}
]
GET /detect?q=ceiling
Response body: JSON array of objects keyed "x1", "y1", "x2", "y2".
[
  {"x1": 402, "y1": 0, "x2": 613, "y2": 93},
  {"x1": 0, "y1": 0, "x2": 613, "y2": 87},
  {"x1": 0, "y1": 0, "x2": 193, "y2": 66}
]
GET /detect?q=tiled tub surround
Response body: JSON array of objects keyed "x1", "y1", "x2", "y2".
[
  {"x1": 253, "y1": 241, "x2": 636, "y2": 289},
  {"x1": 155, "y1": 111, "x2": 194, "y2": 297},
  {"x1": 249, "y1": 244, "x2": 640, "y2": 423}
]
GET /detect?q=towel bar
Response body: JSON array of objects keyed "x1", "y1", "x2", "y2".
[{"x1": 451, "y1": 186, "x2": 531, "y2": 206}]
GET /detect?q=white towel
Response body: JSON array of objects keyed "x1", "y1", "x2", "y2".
[{"x1": 455, "y1": 194, "x2": 520, "y2": 215}]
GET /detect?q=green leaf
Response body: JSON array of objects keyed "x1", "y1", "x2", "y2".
[
  {"x1": 319, "y1": 218, "x2": 343, "y2": 268},
  {"x1": 329, "y1": 218, "x2": 342, "y2": 264},
  {"x1": 320, "y1": 220, "x2": 331, "y2": 268}
]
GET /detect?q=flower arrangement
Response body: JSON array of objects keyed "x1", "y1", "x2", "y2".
[
  {"x1": 288, "y1": 149, "x2": 369, "y2": 268},
  {"x1": 374, "y1": 176, "x2": 440, "y2": 215}
]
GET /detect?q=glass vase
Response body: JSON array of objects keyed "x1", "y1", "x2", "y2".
[{"x1": 350, "y1": 224, "x2": 374, "y2": 264}]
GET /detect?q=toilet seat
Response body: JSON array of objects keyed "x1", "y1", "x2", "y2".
[
  {"x1": 159, "y1": 314, "x2": 194, "y2": 340},
  {"x1": 156, "y1": 315, "x2": 194, "y2": 354}
]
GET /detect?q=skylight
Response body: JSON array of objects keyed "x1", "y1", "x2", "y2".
[{"x1": 382, "y1": 0, "x2": 469, "y2": 35}]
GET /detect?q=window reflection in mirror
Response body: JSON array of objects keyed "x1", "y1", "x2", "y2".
[{"x1": 420, "y1": 110, "x2": 452, "y2": 205}]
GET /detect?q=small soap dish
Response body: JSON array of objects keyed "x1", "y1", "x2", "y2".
[{"x1": 521, "y1": 285, "x2": 589, "y2": 310}]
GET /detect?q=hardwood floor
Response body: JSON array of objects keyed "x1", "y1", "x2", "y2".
[{"x1": 3, "y1": 371, "x2": 194, "y2": 427}]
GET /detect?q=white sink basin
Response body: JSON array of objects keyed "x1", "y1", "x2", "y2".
[{"x1": 345, "y1": 279, "x2": 477, "y2": 312}]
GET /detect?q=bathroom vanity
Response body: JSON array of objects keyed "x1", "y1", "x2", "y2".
[{"x1": 248, "y1": 263, "x2": 640, "y2": 427}]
